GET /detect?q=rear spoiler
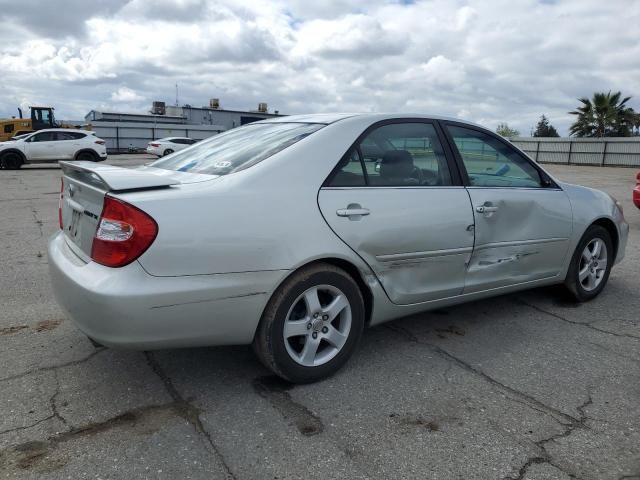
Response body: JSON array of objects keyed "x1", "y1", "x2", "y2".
[{"x1": 60, "y1": 161, "x2": 179, "y2": 191}]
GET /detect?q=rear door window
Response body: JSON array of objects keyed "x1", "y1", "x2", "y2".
[
  {"x1": 327, "y1": 122, "x2": 453, "y2": 187},
  {"x1": 326, "y1": 149, "x2": 367, "y2": 187},
  {"x1": 56, "y1": 132, "x2": 85, "y2": 141}
]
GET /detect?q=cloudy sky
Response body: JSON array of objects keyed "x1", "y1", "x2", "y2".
[{"x1": 0, "y1": 0, "x2": 638, "y2": 135}]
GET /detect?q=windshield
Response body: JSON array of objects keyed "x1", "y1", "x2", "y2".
[
  {"x1": 9, "y1": 134, "x2": 29, "y2": 142},
  {"x1": 149, "y1": 122, "x2": 324, "y2": 175}
]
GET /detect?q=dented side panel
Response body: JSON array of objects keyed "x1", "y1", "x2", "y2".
[
  {"x1": 318, "y1": 187, "x2": 475, "y2": 305},
  {"x1": 463, "y1": 188, "x2": 572, "y2": 293}
]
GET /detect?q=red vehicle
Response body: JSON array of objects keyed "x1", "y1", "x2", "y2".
[{"x1": 634, "y1": 172, "x2": 640, "y2": 209}]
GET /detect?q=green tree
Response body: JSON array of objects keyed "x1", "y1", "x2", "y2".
[
  {"x1": 569, "y1": 91, "x2": 636, "y2": 137},
  {"x1": 496, "y1": 123, "x2": 520, "y2": 137},
  {"x1": 532, "y1": 115, "x2": 559, "y2": 137},
  {"x1": 632, "y1": 112, "x2": 640, "y2": 136}
]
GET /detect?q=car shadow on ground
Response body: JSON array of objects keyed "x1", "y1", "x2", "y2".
[{"x1": 141, "y1": 285, "x2": 579, "y2": 388}]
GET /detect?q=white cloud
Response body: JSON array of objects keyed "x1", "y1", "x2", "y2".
[
  {"x1": 386, "y1": 56, "x2": 466, "y2": 86},
  {"x1": 0, "y1": 0, "x2": 638, "y2": 135},
  {"x1": 110, "y1": 87, "x2": 145, "y2": 103},
  {"x1": 293, "y1": 14, "x2": 406, "y2": 58},
  {"x1": 455, "y1": 6, "x2": 477, "y2": 31}
]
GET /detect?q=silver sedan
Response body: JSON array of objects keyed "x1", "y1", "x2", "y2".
[{"x1": 48, "y1": 113, "x2": 629, "y2": 383}]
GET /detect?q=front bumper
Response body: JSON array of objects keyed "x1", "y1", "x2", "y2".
[
  {"x1": 48, "y1": 231, "x2": 286, "y2": 349},
  {"x1": 616, "y1": 216, "x2": 630, "y2": 265}
]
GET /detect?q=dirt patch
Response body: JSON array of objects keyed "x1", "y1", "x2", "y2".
[
  {"x1": 435, "y1": 325, "x2": 466, "y2": 339},
  {"x1": 0, "y1": 440, "x2": 67, "y2": 474},
  {"x1": 0, "y1": 325, "x2": 29, "y2": 336},
  {"x1": 34, "y1": 319, "x2": 63, "y2": 333},
  {"x1": 390, "y1": 413, "x2": 440, "y2": 431},
  {"x1": 253, "y1": 375, "x2": 324, "y2": 437},
  {"x1": 0, "y1": 404, "x2": 178, "y2": 475}
]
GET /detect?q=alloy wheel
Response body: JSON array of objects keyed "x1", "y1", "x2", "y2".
[
  {"x1": 283, "y1": 284, "x2": 352, "y2": 367},
  {"x1": 578, "y1": 237, "x2": 608, "y2": 292}
]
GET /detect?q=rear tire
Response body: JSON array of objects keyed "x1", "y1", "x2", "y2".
[
  {"x1": 253, "y1": 263, "x2": 365, "y2": 383},
  {"x1": 76, "y1": 151, "x2": 97, "y2": 162},
  {"x1": 564, "y1": 225, "x2": 613, "y2": 302},
  {"x1": 1, "y1": 152, "x2": 23, "y2": 170},
  {"x1": 163, "y1": 149, "x2": 174, "y2": 156}
]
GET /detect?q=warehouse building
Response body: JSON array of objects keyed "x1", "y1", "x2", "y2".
[
  {"x1": 164, "y1": 99, "x2": 284, "y2": 130},
  {"x1": 84, "y1": 99, "x2": 285, "y2": 153}
]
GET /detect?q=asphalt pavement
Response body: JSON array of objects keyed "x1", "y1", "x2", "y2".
[{"x1": 0, "y1": 156, "x2": 638, "y2": 479}]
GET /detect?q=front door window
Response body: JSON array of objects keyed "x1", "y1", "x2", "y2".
[{"x1": 446, "y1": 125, "x2": 542, "y2": 188}]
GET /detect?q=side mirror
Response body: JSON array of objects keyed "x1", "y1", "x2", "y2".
[{"x1": 541, "y1": 174, "x2": 554, "y2": 188}]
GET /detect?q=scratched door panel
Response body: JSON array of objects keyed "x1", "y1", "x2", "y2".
[
  {"x1": 319, "y1": 187, "x2": 475, "y2": 304},
  {"x1": 463, "y1": 188, "x2": 572, "y2": 293}
]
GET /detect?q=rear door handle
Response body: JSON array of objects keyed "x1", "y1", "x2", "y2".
[
  {"x1": 475, "y1": 205, "x2": 498, "y2": 213},
  {"x1": 336, "y1": 204, "x2": 370, "y2": 217},
  {"x1": 337, "y1": 208, "x2": 370, "y2": 217}
]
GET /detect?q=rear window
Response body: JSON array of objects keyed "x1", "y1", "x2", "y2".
[
  {"x1": 57, "y1": 132, "x2": 86, "y2": 140},
  {"x1": 149, "y1": 122, "x2": 324, "y2": 175}
]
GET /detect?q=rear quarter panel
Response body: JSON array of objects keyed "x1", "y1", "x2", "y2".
[{"x1": 118, "y1": 117, "x2": 379, "y2": 278}]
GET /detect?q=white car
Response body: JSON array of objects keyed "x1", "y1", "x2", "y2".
[
  {"x1": 146, "y1": 137, "x2": 198, "y2": 157},
  {"x1": 0, "y1": 129, "x2": 107, "y2": 169}
]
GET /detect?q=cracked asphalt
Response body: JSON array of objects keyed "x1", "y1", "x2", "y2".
[{"x1": 0, "y1": 157, "x2": 639, "y2": 480}]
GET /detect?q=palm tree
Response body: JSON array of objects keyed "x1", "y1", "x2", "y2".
[
  {"x1": 569, "y1": 91, "x2": 636, "y2": 137},
  {"x1": 631, "y1": 112, "x2": 640, "y2": 136}
]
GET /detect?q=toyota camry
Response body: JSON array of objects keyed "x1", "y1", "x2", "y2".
[{"x1": 48, "y1": 113, "x2": 629, "y2": 383}]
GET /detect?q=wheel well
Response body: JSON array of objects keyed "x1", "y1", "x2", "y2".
[
  {"x1": 75, "y1": 149, "x2": 97, "y2": 160},
  {"x1": 591, "y1": 218, "x2": 618, "y2": 260},
  {"x1": 1, "y1": 149, "x2": 26, "y2": 162},
  {"x1": 292, "y1": 258, "x2": 374, "y2": 326}
]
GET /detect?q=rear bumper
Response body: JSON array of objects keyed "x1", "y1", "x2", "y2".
[{"x1": 47, "y1": 231, "x2": 286, "y2": 349}]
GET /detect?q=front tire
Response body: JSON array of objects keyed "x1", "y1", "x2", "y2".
[
  {"x1": 1, "y1": 152, "x2": 24, "y2": 169},
  {"x1": 564, "y1": 225, "x2": 613, "y2": 302},
  {"x1": 253, "y1": 263, "x2": 365, "y2": 383}
]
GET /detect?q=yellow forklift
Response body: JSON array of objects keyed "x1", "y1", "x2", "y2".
[{"x1": 0, "y1": 106, "x2": 82, "y2": 142}]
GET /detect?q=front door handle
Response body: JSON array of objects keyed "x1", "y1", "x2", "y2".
[
  {"x1": 336, "y1": 203, "x2": 370, "y2": 218},
  {"x1": 475, "y1": 205, "x2": 498, "y2": 213}
]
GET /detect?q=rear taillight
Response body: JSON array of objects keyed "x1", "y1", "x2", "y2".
[
  {"x1": 95, "y1": 140, "x2": 106, "y2": 145},
  {"x1": 58, "y1": 178, "x2": 63, "y2": 229},
  {"x1": 91, "y1": 196, "x2": 158, "y2": 268},
  {"x1": 149, "y1": 143, "x2": 160, "y2": 147}
]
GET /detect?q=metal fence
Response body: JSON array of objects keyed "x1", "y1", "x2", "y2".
[
  {"x1": 510, "y1": 137, "x2": 640, "y2": 167},
  {"x1": 90, "y1": 121, "x2": 225, "y2": 153}
]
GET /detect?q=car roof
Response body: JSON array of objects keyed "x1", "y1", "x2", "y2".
[
  {"x1": 35, "y1": 128, "x2": 94, "y2": 134},
  {"x1": 256, "y1": 112, "x2": 484, "y2": 128}
]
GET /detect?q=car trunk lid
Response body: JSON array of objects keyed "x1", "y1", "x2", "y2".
[{"x1": 58, "y1": 161, "x2": 215, "y2": 260}]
